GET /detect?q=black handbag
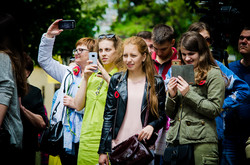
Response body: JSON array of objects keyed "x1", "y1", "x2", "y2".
[
  {"x1": 109, "y1": 135, "x2": 154, "y2": 165},
  {"x1": 163, "y1": 144, "x2": 194, "y2": 165},
  {"x1": 39, "y1": 106, "x2": 65, "y2": 156}
]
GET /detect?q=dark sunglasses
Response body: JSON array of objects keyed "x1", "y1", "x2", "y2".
[
  {"x1": 239, "y1": 35, "x2": 250, "y2": 41},
  {"x1": 98, "y1": 34, "x2": 116, "y2": 39}
]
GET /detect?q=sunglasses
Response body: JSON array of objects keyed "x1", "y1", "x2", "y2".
[
  {"x1": 239, "y1": 35, "x2": 250, "y2": 41},
  {"x1": 98, "y1": 34, "x2": 116, "y2": 39}
]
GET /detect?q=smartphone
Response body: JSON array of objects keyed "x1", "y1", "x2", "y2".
[
  {"x1": 171, "y1": 59, "x2": 181, "y2": 66},
  {"x1": 58, "y1": 20, "x2": 76, "y2": 29},
  {"x1": 88, "y1": 52, "x2": 98, "y2": 72}
]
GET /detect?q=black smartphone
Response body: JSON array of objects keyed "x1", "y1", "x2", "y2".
[
  {"x1": 88, "y1": 52, "x2": 98, "y2": 73},
  {"x1": 172, "y1": 64, "x2": 195, "y2": 85},
  {"x1": 58, "y1": 20, "x2": 76, "y2": 29}
]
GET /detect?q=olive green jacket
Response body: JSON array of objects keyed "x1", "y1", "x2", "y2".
[{"x1": 166, "y1": 67, "x2": 225, "y2": 144}]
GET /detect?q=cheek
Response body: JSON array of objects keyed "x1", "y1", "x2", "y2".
[{"x1": 108, "y1": 51, "x2": 116, "y2": 61}]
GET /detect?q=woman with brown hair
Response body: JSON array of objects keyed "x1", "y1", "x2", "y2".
[
  {"x1": 98, "y1": 36, "x2": 166, "y2": 165},
  {"x1": 165, "y1": 31, "x2": 225, "y2": 165},
  {"x1": 0, "y1": 13, "x2": 27, "y2": 163}
]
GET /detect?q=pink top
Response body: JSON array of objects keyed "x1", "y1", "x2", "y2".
[{"x1": 112, "y1": 77, "x2": 145, "y2": 148}]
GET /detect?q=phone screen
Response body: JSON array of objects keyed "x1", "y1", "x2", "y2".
[{"x1": 58, "y1": 20, "x2": 75, "y2": 29}]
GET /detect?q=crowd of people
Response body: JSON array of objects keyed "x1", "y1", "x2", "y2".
[{"x1": 1, "y1": 12, "x2": 250, "y2": 165}]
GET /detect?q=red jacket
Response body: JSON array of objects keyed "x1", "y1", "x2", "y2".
[{"x1": 151, "y1": 47, "x2": 178, "y2": 80}]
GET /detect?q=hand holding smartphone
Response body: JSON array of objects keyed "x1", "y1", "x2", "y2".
[{"x1": 88, "y1": 52, "x2": 98, "y2": 73}]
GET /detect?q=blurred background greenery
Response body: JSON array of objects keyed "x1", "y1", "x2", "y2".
[{"x1": 1, "y1": 0, "x2": 248, "y2": 63}]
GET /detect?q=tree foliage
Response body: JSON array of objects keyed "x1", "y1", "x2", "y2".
[
  {"x1": 110, "y1": 0, "x2": 201, "y2": 41},
  {"x1": 0, "y1": 0, "x2": 108, "y2": 63}
]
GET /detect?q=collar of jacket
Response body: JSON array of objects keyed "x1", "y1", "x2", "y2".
[{"x1": 116, "y1": 71, "x2": 151, "y2": 113}]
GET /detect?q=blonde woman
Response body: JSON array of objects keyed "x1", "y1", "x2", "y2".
[{"x1": 98, "y1": 36, "x2": 166, "y2": 165}]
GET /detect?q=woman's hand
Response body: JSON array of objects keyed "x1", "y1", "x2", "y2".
[
  {"x1": 138, "y1": 125, "x2": 154, "y2": 141},
  {"x1": 83, "y1": 60, "x2": 98, "y2": 80},
  {"x1": 177, "y1": 76, "x2": 189, "y2": 96},
  {"x1": 63, "y1": 95, "x2": 76, "y2": 109},
  {"x1": 167, "y1": 77, "x2": 178, "y2": 98},
  {"x1": 46, "y1": 19, "x2": 64, "y2": 38},
  {"x1": 96, "y1": 61, "x2": 110, "y2": 83},
  {"x1": 99, "y1": 154, "x2": 109, "y2": 165}
]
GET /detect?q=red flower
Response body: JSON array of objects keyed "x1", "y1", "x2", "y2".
[
  {"x1": 198, "y1": 80, "x2": 206, "y2": 85},
  {"x1": 73, "y1": 66, "x2": 80, "y2": 76},
  {"x1": 114, "y1": 91, "x2": 120, "y2": 98}
]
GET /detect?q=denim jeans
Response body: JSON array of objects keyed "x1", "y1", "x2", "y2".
[{"x1": 220, "y1": 135, "x2": 250, "y2": 165}]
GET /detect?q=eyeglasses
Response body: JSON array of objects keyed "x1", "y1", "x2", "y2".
[
  {"x1": 239, "y1": 35, "x2": 250, "y2": 41},
  {"x1": 72, "y1": 48, "x2": 89, "y2": 55},
  {"x1": 98, "y1": 34, "x2": 116, "y2": 39}
]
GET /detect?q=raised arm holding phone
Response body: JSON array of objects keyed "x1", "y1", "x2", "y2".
[{"x1": 38, "y1": 19, "x2": 96, "y2": 164}]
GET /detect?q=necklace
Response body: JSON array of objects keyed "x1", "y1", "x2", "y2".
[{"x1": 95, "y1": 79, "x2": 104, "y2": 96}]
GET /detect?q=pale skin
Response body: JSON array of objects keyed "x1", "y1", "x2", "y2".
[
  {"x1": 74, "y1": 39, "x2": 116, "y2": 111},
  {"x1": 168, "y1": 47, "x2": 200, "y2": 98},
  {"x1": 153, "y1": 39, "x2": 175, "y2": 64},
  {"x1": 99, "y1": 43, "x2": 154, "y2": 165},
  {"x1": 46, "y1": 19, "x2": 91, "y2": 110}
]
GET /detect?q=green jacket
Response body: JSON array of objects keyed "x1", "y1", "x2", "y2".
[{"x1": 166, "y1": 67, "x2": 225, "y2": 144}]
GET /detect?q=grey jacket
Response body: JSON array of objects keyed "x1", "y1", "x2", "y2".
[
  {"x1": 0, "y1": 52, "x2": 23, "y2": 149},
  {"x1": 166, "y1": 67, "x2": 225, "y2": 144}
]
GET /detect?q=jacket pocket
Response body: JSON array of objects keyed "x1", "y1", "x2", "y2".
[
  {"x1": 202, "y1": 155, "x2": 219, "y2": 165},
  {"x1": 166, "y1": 120, "x2": 177, "y2": 141},
  {"x1": 183, "y1": 120, "x2": 206, "y2": 140}
]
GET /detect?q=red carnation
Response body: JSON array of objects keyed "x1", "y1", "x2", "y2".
[
  {"x1": 114, "y1": 91, "x2": 120, "y2": 98},
  {"x1": 198, "y1": 80, "x2": 206, "y2": 85},
  {"x1": 73, "y1": 66, "x2": 80, "y2": 76}
]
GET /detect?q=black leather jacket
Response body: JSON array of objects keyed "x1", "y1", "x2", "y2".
[{"x1": 98, "y1": 71, "x2": 166, "y2": 154}]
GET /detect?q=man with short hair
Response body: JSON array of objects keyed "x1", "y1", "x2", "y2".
[
  {"x1": 222, "y1": 26, "x2": 250, "y2": 165},
  {"x1": 137, "y1": 31, "x2": 154, "y2": 54},
  {"x1": 151, "y1": 24, "x2": 177, "y2": 165},
  {"x1": 152, "y1": 24, "x2": 178, "y2": 80}
]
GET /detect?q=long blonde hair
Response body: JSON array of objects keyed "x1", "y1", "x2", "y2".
[{"x1": 123, "y1": 36, "x2": 159, "y2": 118}]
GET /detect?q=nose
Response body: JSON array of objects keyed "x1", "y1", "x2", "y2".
[
  {"x1": 242, "y1": 38, "x2": 248, "y2": 43},
  {"x1": 99, "y1": 50, "x2": 106, "y2": 57},
  {"x1": 184, "y1": 55, "x2": 191, "y2": 61},
  {"x1": 127, "y1": 56, "x2": 132, "y2": 62}
]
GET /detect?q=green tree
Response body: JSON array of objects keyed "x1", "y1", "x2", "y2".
[
  {"x1": 110, "y1": 0, "x2": 200, "y2": 41},
  {"x1": 0, "y1": 0, "x2": 108, "y2": 62}
]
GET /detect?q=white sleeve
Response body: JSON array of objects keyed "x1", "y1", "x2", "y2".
[{"x1": 38, "y1": 33, "x2": 68, "y2": 83}]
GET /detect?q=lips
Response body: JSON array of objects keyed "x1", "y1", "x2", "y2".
[
  {"x1": 127, "y1": 64, "x2": 133, "y2": 68},
  {"x1": 102, "y1": 58, "x2": 108, "y2": 62}
]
